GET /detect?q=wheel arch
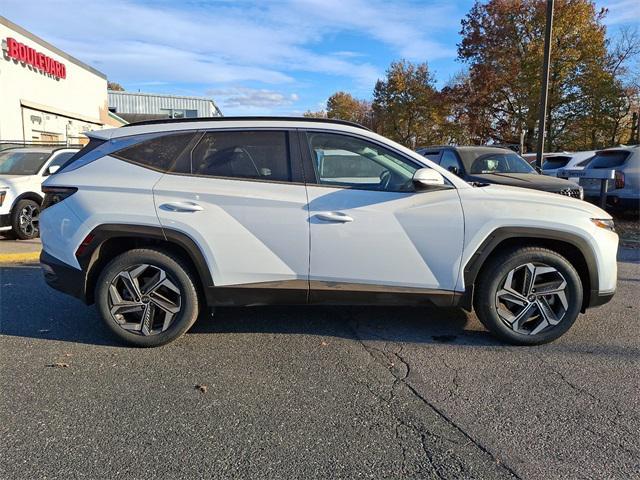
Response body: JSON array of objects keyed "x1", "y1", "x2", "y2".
[
  {"x1": 78, "y1": 224, "x2": 213, "y2": 305},
  {"x1": 11, "y1": 191, "x2": 44, "y2": 210},
  {"x1": 461, "y1": 227, "x2": 597, "y2": 312}
]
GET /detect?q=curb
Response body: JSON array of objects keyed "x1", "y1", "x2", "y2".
[{"x1": 0, "y1": 251, "x2": 41, "y2": 264}]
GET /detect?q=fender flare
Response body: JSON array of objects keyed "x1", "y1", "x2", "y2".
[{"x1": 460, "y1": 226, "x2": 598, "y2": 310}]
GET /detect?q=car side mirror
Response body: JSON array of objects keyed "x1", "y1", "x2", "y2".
[
  {"x1": 413, "y1": 168, "x2": 445, "y2": 191},
  {"x1": 46, "y1": 165, "x2": 60, "y2": 176},
  {"x1": 448, "y1": 166, "x2": 459, "y2": 176},
  {"x1": 534, "y1": 166, "x2": 542, "y2": 174}
]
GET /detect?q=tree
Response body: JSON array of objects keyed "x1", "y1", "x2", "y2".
[
  {"x1": 372, "y1": 60, "x2": 441, "y2": 147},
  {"x1": 457, "y1": 0, "x2": 638, "y2": 151},
  {"x1": 326, "y1": 92, "x2": 374, "y2": 128},
  {"x1": 107, "y1": 81, "x2": 125, "y2": 91}
]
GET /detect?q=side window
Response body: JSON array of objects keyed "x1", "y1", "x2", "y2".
[
  {"x1": 180, "y1": 131, "x2": 291, "y2": 182},
  {"x1": 49, "y1": 152, "x2": 75, "y2": 168},
  {"x1": 421, "y1": 151, "x2": 441, "y2": 163},
  {"x1": 440, "y1": 150, "x2": 462, "y2": 174},
  {"x1": 113, "y1": 132, "x2": 196, "y2": 171},
  {"x1": 306, "y1": 132, "x2": 419, "y2": 192}
]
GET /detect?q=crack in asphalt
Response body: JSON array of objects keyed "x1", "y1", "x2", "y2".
[
  {"x1": 536, "y1": 353, "x2": 640, "y2": 441},
  {"x1": 340, "y1": 310, "x2": 521, "y2": 480}
]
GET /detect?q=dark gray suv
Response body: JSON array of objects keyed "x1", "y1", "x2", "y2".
[{"x1": 417, "y1": 146, "x2": 583, "y2": 199}]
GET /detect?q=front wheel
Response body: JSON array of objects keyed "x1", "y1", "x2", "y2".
[
  {"x1": 474, "y1": 247, "x2": 583, "y2": 345},
  {"x1": 11, "y1": 199, "x2": 40, "y2": 240},
  {"x1": 95, "y1": 248, "x2": 201, "y2": 347}
]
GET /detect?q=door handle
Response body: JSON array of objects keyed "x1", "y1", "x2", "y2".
[
  {"x1": 159, "y1": 202, "x2": 204, "y2": 213},
  {"x1": 315, "y1": 211, "x2": 353, "y2": 223}
]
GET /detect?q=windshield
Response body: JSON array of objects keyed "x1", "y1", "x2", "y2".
[
  {"x1": 470, "y1": 152, "x2": 535, "y2": 174},
  {"x1": 0, "y1": 151, "x2": 51, "y2": 175},
  {"x1": 542, "y1": 156, "x2": 571, "y2": 170}
]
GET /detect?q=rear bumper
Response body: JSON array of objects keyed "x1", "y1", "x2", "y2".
[{"x1": 40, "y1": 250, "x2": 87, "y2": 302}]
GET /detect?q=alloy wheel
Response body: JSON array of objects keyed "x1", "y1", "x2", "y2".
[
  {"x1": 108, "y1": 264, "x2": 182, "y2": 335},
  {"x1": 19, "y1": 204, "x2": 39, "y2": 237},
  {"x1": 495, "y1": 262, "x2": 569, "y2": 336}
]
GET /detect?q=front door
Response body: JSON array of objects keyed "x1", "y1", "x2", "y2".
[
  {"x1": 302, "y1": 131, "x2": 465, "y2": 305},
  {"x1": 154, "y1": 129, "x2": 310, "y2": 304}
]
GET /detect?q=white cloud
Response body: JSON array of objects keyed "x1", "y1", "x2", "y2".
[
  {"x1": 1, "y1": 0, "x2": 457, "y2": 91},
  {"x1": 209, "y1": 87, "x2": 300, "y2": 108}
]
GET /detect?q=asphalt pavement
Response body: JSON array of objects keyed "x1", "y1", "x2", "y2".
[{"x1": 0, "y1": 248, "x2": 638, "y2": 479}]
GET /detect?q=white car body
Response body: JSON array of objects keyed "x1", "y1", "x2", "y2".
[
  {"x1": 37, "y1": 118, "x2": 618, "y2": 345},
  {"x1": 0, "y1": 147, "x2": 78, "y2": 233}
]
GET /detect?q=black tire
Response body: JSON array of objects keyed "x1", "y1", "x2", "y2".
[
  {"x1": 11, "y1": 199, "x2": 40, "y2": 240},
  {"x1": 95, "y1": 248, "x2": 201, "y2": 347},
  {"x1": 474, "y1": 246, "x2": 583, "y2": 345}
]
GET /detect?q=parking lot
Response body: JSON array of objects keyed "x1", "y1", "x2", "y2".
[{"x1": 0, "y1": 239, "x2": 637, "y2": 479}]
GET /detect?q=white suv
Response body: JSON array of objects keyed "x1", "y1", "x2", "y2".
[
  {"x1": 0, "y1": 147, "x2": 79, "y2": 239},
  {"x1": 39, "y1": 118, "x2": 618, "y2": 347}
]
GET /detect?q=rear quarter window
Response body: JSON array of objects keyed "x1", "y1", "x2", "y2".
[{"x1": 113, "y1": 132, "x2": 197, "y2": 172}]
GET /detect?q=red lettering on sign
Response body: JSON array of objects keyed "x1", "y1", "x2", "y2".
[
  {"x1": 4, "y1": 37, "x2": 66, "y2": 79},
  {"x1": 7, "y1": 37, "x2": 19, "y2": 58}
]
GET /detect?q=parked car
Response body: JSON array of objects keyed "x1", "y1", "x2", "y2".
[
  {"x1": 540, "y1": 151, "x2": 596, "y2": 181},
  {"x1": 40, "y1": 117, "x2": 617, "y2": 347},
  {"x1": 417, "y1": 146, "x2": 583, "y2": 198},
  {"x1": 0, "y1": 147, "x2": 79, "y2": 239},
  {"x1": 579, "y1": 145, "x2": 640, "y2": 212}
]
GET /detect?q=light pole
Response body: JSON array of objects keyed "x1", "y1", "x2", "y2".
[{"x1": 535, "y1": 0, "x2": 554, "y2": 168}]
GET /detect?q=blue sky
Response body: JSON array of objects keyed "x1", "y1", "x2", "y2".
[{"x1": 3, "y1": 0, "x2": 639, "y2": 115}]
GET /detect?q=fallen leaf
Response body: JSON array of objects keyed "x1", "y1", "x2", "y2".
[
  {"x1": 47, "y1": 363, "x2": 69, "y2": 368},
  {"x1": 63, "y1": 353, "x2": 73, "y2": 357},
  {"x1": 195, "y1": 384, "x2": 207, "y2": 393},
  {"x1": 320, "y1": 341, "x2": 329, "y2": 347}
]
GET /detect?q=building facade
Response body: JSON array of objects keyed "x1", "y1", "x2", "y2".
[
  {"x1": 0, "y1": 16, "x2": 124, "y2": 145},
  {"x1": 108, "y1": 91, "x2": 222, "y2": 123}
]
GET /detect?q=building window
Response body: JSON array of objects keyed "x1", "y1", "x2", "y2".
[{"x1": 160, "y1": 108, "x2": 198, "y2": 119}]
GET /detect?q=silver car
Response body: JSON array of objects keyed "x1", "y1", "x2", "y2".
[{"x1": 579, "y1": 145, "x2": 639, "y2": 211}]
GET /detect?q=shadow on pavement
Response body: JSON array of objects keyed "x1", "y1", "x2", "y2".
[{"x1": 1, "y1": 264, "x2": 501, "y2": 348}]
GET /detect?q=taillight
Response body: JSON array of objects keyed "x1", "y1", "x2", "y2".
[
  {"x1": 41, "y1": 186, "x2": 78, "y2": 210},
  {"x1": 75, "y1": 233, "x2": 95, "y2": 257},
  {"x1": 614, "y1": 171, "x2": 625, "y2": 189}
]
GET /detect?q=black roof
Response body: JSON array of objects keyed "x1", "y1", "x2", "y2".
[{"x1": 121, "y1": 116, "x2": 371, "y2": 131}]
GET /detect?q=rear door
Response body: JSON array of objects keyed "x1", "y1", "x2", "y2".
[
  {"x1": 301, "y1": 130, "x2": 465, "y2": 304},
  {"x1": 153, "y1": 129, "x2": 310, "y2": 303}
]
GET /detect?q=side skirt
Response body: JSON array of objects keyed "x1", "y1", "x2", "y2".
[{"x1": 206, "y1": 280, "x2": 462, "y2": 308}]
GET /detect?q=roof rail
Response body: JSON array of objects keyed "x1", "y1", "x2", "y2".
[{"x1": 121, "y1": 116, "x2": 372, "y2": 131}]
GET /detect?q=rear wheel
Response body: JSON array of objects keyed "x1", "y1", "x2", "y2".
[
  {"x1": 474, "y1": 246, "x2": 583, "y2": 345},
  {"x1": 11, "y1": 199, "x2": 40, "y2": 240},
  {"x1": 95, "y1": 248, "x2": 201, "y2": 347}
]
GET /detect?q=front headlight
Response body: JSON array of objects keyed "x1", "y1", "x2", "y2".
[
  {"x1": 579, "y1": 186, "x2": 584, "y2": 200},
  {"x1": 591, "y1": 218, "x2": 615, "y2": 232},
  {"x1": 0, "y1": 188, "x2": 8, "y2": 207}
]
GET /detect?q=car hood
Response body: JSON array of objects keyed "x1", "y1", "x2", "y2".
[
  {"x1": 466, "y1": 173, "x2": 579, "y2": 191},
  {"x1": 477, "y1": 183, "x2": 610, "y2": 218},
  {"x1": 0, "y1": 175, "x2": 33, "y2": 188}
]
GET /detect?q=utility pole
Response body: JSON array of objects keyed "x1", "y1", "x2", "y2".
[{"x1": 535, "y1": 0, "x2": 554, "y2": 169}]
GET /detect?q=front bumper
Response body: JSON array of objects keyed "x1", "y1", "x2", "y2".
[
  {"x1": 40, "y1": 250, "x2": 87, "y2": 302},
  {"x1": 0, "y1": 213, "x2": 10, "y2": 228},
  {"x1": 588, "y1": 289, "x2": 615, "y2": 308}
]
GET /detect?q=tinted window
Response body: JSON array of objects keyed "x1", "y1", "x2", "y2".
[
  {"x1": 49, "y1": 152, "x2": 76, "y2": 168},
  {"x1": 542, "y1": 156, "x2": 571, "y2": 170},
  {"x1": 182, "y1": 131, "x2": 290, "y2": 182},
  {"x1": 306, "y1": 132, "x2": 418, "y2": 192},
  {"x1": 469, "y1": 153, "x2": 535, "y2": 174},
  {"x1": 420, "y1": 150, "x2": 441, "y2": 162},
  {"x1": 0, "y1": 151, "x2": 51, "y2": 175},
  {"x1": 114, "y1": 132, "x2": 196, "y2": 171},
  {"x1": 586, "y1": 151, "x2": 630, "y2": 169},
  {"x1": 440, "y1": 150, "x2": 462, "y2": 173}
]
